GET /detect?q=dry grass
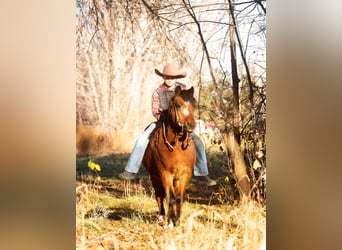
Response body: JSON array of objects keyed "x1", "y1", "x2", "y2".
[
  {"x1": 76, "y1": 177, "x2": 266, "y2": 250},
  {"x1": 76, "y1": 125, "x2": 115, "y2": 157}
]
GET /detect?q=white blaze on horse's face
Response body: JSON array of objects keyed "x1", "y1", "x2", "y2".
[{"x1": 182, "y1": 101, "x2": 190, "y2": 116}]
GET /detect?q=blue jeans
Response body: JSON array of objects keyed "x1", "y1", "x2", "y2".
[{"x1": 125, "y1": 122, "x2": 209, "y2": 176}]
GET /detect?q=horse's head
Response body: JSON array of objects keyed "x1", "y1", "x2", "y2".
[{"x1": 168, "y1": 86, "x2": 197, "y2": 132}]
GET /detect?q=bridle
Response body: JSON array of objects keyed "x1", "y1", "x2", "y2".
[{"x1": 162, "y1": 105, "x2": 193, "y2": 152}]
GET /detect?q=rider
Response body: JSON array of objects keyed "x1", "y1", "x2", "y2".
[{"x1": 118, "y1": 63, "x2": 217, "y2": 186}]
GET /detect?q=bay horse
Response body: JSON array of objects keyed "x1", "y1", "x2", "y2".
[{"x1": 143, "y1": 86, "x2": 197, "y2": 227}]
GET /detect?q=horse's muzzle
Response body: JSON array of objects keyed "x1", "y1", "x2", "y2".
[{"x1": 185, "y1": 122, "x2": 196, "y2": 132}]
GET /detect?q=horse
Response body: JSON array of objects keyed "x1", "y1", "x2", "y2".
[{"x1": 143, "y1": 86, "x2": 197, "y2": 227}]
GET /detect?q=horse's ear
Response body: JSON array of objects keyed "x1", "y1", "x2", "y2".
[
  {"x1": 188, "y1": 86, "x2": 194, "y2": 96},
  {"x1": 175, "y1": 86, "x2": 182, "y2": 95}
]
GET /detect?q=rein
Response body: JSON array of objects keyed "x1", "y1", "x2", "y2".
[{"x1": 162, "y1": 121, "x2": 192, "y2": 152}]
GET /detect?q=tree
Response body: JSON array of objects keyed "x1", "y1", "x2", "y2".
[
  {"x1": 76, "y1": 0, "x2": 196, "y2": 150},
  {"x1": 76, "y1": 0, "x2": 266, "y2": 202},
  {"x1": 225, "y1": 0, "x2": 250, "y2": 199}
]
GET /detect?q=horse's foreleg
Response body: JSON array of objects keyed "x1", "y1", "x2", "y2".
[
  {"x1": 156, "y1": 196, "x2": 165, "y2": 216},
  {"x1": 175, "y1": 194, "x2": 182, "y2": 225},
  {"x1": 167, "y1": 194, "x2": 178, "y2": 227},
  {"x1": 167, "y1": 178, "x2": 185, "y2": 227},
  {"x1": 175, "y1": 174, "x2": 191, "y2": 225},
  {"x1": 164, "y1": 186, "x2": 173, "y2": 226},
  {"x1": 172, "y1": 179, "x2": 181, "y2": 226},
  {"x1": 160, "y1": 176, "x2": 174, "y2": 227},
  {"x1": 152, "y1": 176, "x2": 166, "y2": 219}
]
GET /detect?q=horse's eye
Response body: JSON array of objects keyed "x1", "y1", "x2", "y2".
[{"x1": 175, "y1": 103, "x2": 181, "y2": 109}]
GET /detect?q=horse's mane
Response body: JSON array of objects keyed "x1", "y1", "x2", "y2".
[{"x1": 177, "y1": 88, "x2": 197, "y2": 107}]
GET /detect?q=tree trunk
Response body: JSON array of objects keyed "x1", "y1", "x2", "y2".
[
  {"x1": 224, "y1": 131, "x2": 250, "y2": 200},
  {"x1": 228, "y1": 0, "x2": 250, "y2": 199}
]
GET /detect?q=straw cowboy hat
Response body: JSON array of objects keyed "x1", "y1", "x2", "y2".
[{"x1": 155, "y1": 63, "x2": 187, "y2": 79}]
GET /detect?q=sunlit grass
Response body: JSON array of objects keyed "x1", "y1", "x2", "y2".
[
  {"x1": 76, "y1": 179, "x2": 266, "y2": 250},
  {"x1": 76, "y1": 150, "x2": 265, "y2": 249}
]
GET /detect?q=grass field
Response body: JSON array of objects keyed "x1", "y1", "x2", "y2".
[{"x1": 76, "y1": 149, "x2": 266, "y2": 250}]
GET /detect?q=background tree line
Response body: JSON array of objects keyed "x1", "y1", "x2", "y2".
[{"x1": 76, "y1": 0, "x2": 266, "y2": 201}]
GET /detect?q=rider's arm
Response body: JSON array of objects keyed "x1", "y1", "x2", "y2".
[{"x1": 151, "y1": 89, "x2": 161, "y2": 120}]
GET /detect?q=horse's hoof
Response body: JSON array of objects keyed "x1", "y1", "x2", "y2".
[{"x1": 157, "y1": 215, "x2": 165, "y2": 226}]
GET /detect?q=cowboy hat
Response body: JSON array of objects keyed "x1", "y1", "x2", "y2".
[{"x1": 155, "y1": 63, "x2": 187, "y2": 79}]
